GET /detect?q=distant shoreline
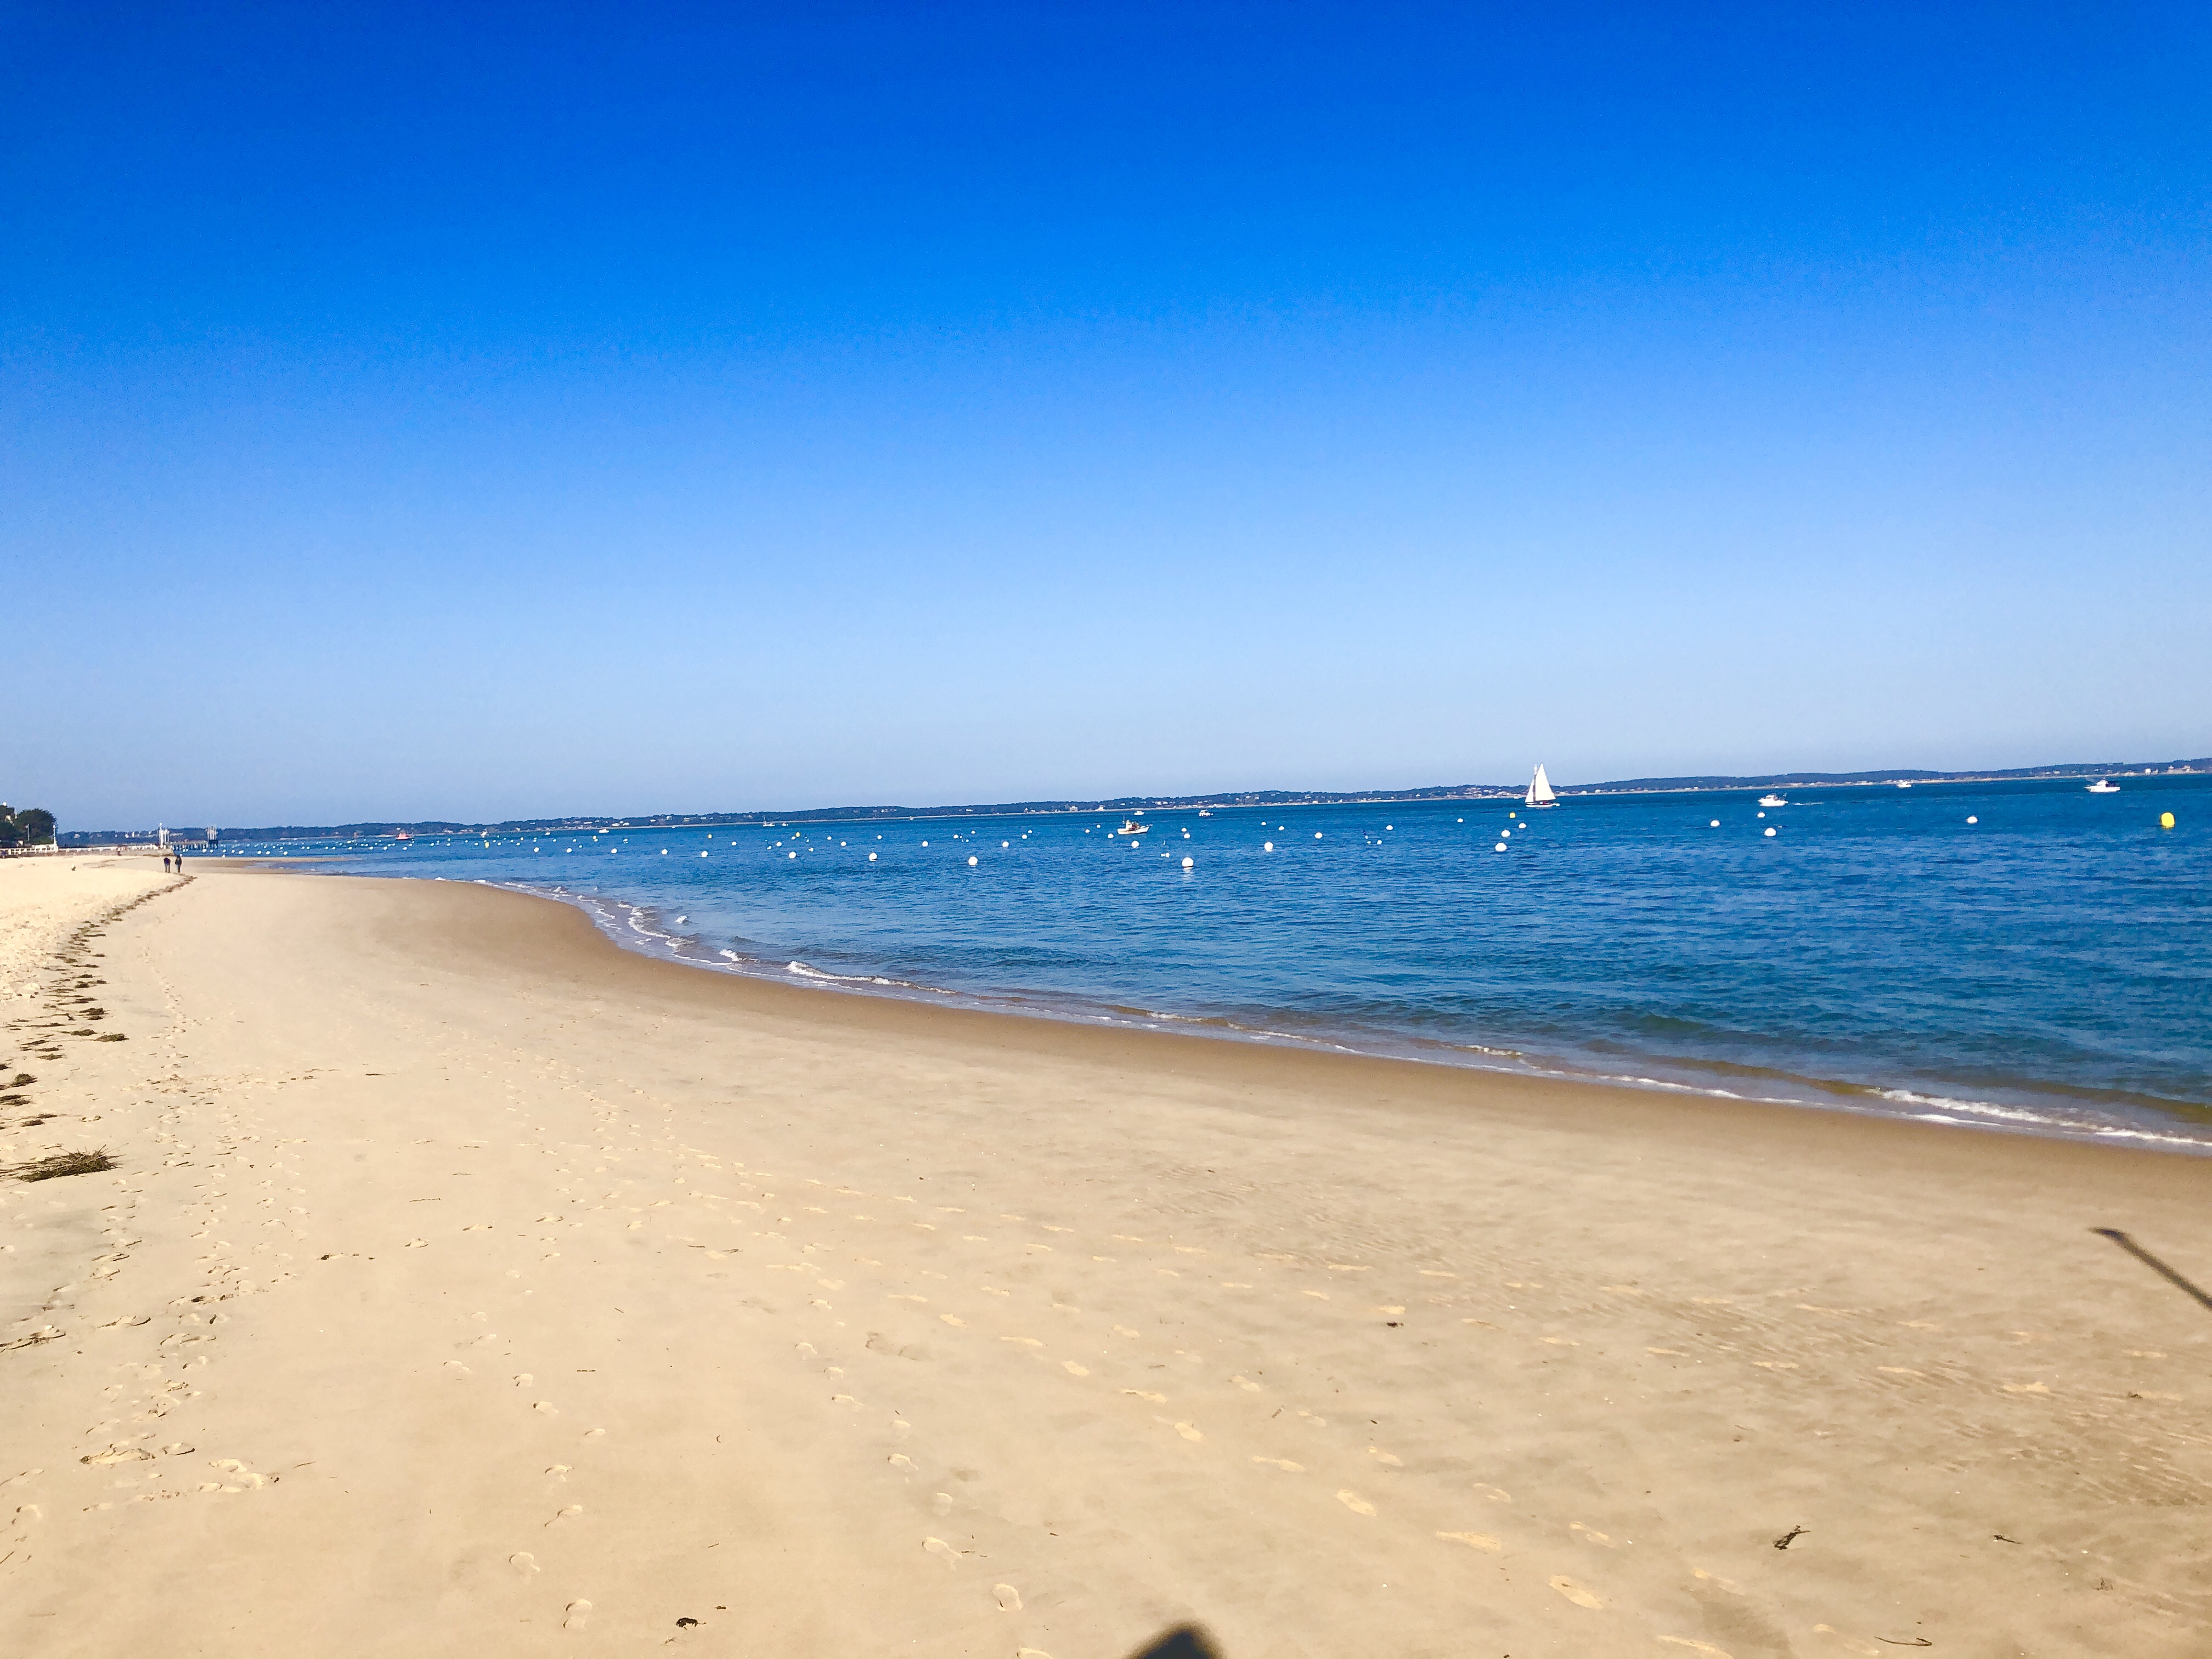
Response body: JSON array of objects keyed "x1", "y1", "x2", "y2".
[{"x1": 57, "y1": 754, "x2": 2209, "y2": 844}]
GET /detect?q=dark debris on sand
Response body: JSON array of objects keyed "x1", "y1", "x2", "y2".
[{"x1": 12, "y1": 1149, "x2": 116, "y2": 1181}]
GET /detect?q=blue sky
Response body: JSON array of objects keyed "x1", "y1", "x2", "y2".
[{"x1": 5, "y1": 2, "x2": 2207, "y2": 826}]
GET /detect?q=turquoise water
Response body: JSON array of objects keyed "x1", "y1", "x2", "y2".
[{"x1": 236, "y1": 776, "x2": 2212, "y2": 1150}]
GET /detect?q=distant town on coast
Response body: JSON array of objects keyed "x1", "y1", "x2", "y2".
[{"x1": 55, "y1": 754, "x2": 2210, "y2": 847}]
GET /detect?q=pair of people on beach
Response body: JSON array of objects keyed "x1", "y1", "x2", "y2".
[{"x1": 165, "y1": 851, "x2": 183, "y2": 873}]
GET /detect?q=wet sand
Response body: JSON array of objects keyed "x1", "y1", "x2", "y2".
[{"x1": 3, "y1": 863, "x2": 2208, "y2": 1657}]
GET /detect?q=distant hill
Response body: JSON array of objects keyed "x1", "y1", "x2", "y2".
[{"x1": 55, "y1": 755, "x2": 2208, "y2": 844}]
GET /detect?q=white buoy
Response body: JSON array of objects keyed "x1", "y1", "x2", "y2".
[
  {"x1": 662, "y1": 849, "x2": 669, "y2": 854},
  {"x1": 868, "y1": 852, "x2": 877, "y2": 861},
  {"x1": 1757, "y1": 811, "x2": 1765, "y2": 819},
  {"x1": 922, "y1": 840, "x2": 929, "y2": 846},
  {"x1": 1263, "y1": 841, "x2": 1274, "y2": 851},
  {"x1": 1182, "y1": 856, "x2": 1194, "y2": 868},
  {"x1": 1764, "y1": 827, "x2": 1776, "y2": 838},
  {"x1": 788, "y1": 851, "x2": 796, "y2": 859},
  {"x1": 1493, "y1": 842, "x2": 1507, "y2": 853},
  {"x1": 1002, "y1": 840, "x2": 1009, "y2": 847},
  {"x1": 1315, "y1": 832, "x2": 1323, "y2": 839},
  {"x1": 1966, "y1": 815, "x2": 1978, "y2": 825},
  {"x1": 968, "y1": 855, "x2": 978, "y2": 866},
  {"x1": 1385, "y1": 824, "x2": 1393, "y2": 831},
  {"x1": 1710, "y1": 820, "x2": 1720, "y2": 828},
  {"x1": 700, "y1": 850, "x2": 707, "y2": 857}
]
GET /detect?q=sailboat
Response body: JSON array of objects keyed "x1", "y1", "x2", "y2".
[{"x1": 1525, "y1": 765, "x2": 1558, "y2": 809}]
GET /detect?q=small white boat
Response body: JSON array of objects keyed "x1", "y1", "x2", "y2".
[
  {"x1": 1895, "y1": 781, "x2": 1913, "y2": 789},
  {"x1": 2085, "y1": 778, "x2": 2120, "y2": 794},
  {"x1": 1525, "y1": 764, "x2": 1558, "y2": 809},
  {"x1": 1113, "y1": 819, "x2": 1151, "y2": 836},
  {"x1": 1758, "y1": 793, "x2": 1787, "y2": 808}
]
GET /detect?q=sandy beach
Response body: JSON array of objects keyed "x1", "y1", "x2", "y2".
[{"x1": 3, "y1": 860, "x2": 2207, "y2": 1658}]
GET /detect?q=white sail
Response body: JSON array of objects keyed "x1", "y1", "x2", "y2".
[{"x1": 1526, "y1": 764, "x2": 1557, "y2": 806}]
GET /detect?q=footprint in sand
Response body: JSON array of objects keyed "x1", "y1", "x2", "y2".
[
  {"x1": 888, "y1": 1454, "x2": 915, "y2": 1472},
  {"x1": 1111, "y1": 1325, "x2": 1139, "y2": 1339},
  {"x1": 1438, "y1": 1531, "x2": 1500, "y2": 1551},
  {"x1": 1173, "y1": 1421, "x2": 1203, "y2": 1442},
  {"x1": 1062, "y1": 1361, "x2": 1088, "y2": 1376},
  {"x1": 1657, "y1": 1640, "x2": 1732, "y2": 1657},
  {"x1": 534, "y1": 1401, "x2": 559, "y2": 1415},
  {"x1": 1549, "y1": 1576, "x2": 1602, "y2": 1609},
  {"x1": 563, "y1": 1600, "x2": 591, "y2": 1629},
  {"x1": 510, "y1": 1551, "x2": 540, "y2": 1577},
  {"x1": 1368, "y1": 1447, "x2": 1403, "y2": 1466},
  {"x1": 1251, "y1": 1457, "x2": 1303, "y2": 1473},
  {"x1": 1474, "y1": 1483, "x2": 1511, "y2": 1503},
  {"x1": 1002, "y1": 1336, "x2": 1042, "y2": 1348},
  {"x1": 940, "y1": 1314, "x2": 966, "y2": 1328},
  {"x1": 1336, "y1": 1490, "x2": 1376, "y2": 1516},
  {"x1": 81, "y1": 1445, "x2": 152, "y2": 1466},
  {"x1": 994, "y1": 1583, "x2": 1023, "y2": 1611},
  {"x1": 1231, "y1": 1375, "x2": 1262, "y2": 1393},
  {"x1": 1122, "y1": 1389, "x2": 1166, "y2": 1403},
  {"x1": 933, "y1": 1493, "x2": 953, "y2": 1515},
  {"x1": 1570, "y1": 1522, "x2": 1615, "y2": 1547},
  {"x1": 549, "y1": 1505, "x2": 582, "y2": 1525},
  {"x1": 923, "y1": 1536, "x2": 963, "y2": 1567}
]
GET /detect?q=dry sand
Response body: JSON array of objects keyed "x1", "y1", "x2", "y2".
[{"x1": 3, "y1": 861, "x2": 2208, "y2": 1658}]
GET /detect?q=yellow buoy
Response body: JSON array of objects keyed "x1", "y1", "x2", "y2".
[{"x1": 2160, "y1": 811, "x2": 2176, "y2": 829}]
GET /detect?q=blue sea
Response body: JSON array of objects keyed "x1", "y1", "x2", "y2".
[{"x1": 236, "y1": 776, "x2": 2212, "y2": 1152}]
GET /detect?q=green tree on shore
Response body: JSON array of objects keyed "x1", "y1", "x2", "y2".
[{"x1": 0, "y1": 805, "x2": 58, "y2": 847}]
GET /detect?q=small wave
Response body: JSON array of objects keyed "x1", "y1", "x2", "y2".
[{"x1": 785, "y1": 960, "x2": 906, "y2": 989}]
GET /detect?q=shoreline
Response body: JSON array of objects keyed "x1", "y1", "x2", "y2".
[
  {"x1": 283, "y1": 862, "x2": 2212, "y2": 1159},
  {"x1": 5, "y1": 861, "x2": 2210, "y2": 1654}
]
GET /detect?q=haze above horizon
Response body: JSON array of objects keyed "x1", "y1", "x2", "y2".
[{"x1": 6, "y1": 2, "x2": 2208, "y2": 828}]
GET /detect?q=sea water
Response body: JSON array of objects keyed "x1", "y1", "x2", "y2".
[{"x1": 238, "y1": 776, "x2": 2212, "y2": 1150}]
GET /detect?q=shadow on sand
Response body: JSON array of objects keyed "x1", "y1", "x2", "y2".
[
  {"x1": 1125, "y1": 1626, "x2": 1224, "y2": 1659},
  {"x1": 2092, "y1": 1228, "x2": 2212, "y2": 1313}
]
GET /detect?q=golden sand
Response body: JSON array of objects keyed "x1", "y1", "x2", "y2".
[{"x1": 3, "y1": 862, "x2": 2207, "y2": 1656}]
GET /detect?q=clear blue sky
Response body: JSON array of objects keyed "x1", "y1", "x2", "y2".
[{"x1": 5, "y1": 2, "x2": 2207, "y2": 827}]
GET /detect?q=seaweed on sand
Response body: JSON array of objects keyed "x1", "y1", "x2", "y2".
[{"x1": 13, "y1": 1149, "x2": 115, "y2": 1181}]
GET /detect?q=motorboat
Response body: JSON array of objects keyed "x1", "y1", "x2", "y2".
[
  {"x1": 1113, "y1": 819, "x2": 1152, "y2": 836},
  {"x1": 1758, "y1": 793, "x2": 1787, "y2": 808},
  {"x1": 2085, "y1": 779, "x2": 2120, "y2": 793}
]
